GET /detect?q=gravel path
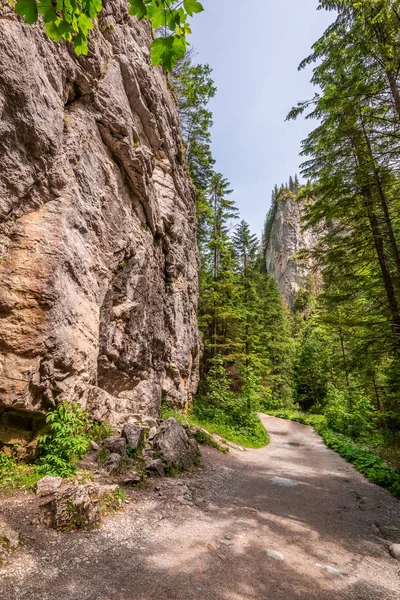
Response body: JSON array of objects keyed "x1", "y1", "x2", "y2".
[{"x1": 1, "y1": 415, "x2": 400, "y2": 599}]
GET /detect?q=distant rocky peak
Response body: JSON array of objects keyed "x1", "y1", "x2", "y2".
[{"x1": 264, "y1": 187, "x2": 321, "y2": 307}]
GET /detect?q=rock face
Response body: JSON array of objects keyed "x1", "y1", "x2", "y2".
[
  {"x1": 0, "y1": 0, "x2": 200, "y2": 448},
  {"x1": 265, "y1": 192, "x2": 321, "y2": 306}
]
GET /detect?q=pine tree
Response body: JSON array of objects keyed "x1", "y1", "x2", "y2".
[
  {"x1": 287, "y1": 0, "x2": 400, "y2": 440},
  {"x1": 198, "y1": 173, "x2": 239, "y2": 366}
]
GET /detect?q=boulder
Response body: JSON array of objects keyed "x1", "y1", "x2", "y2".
[
  {"x1": 123, "y1": 472, "x2": 141, "y2": 485},
  {"x1": 90, "y1": 440, "x2": 100, "y2": 451},
  {"x1": 40, "y1": 483, "x2": 118, "y2": 530},
  {"x1": 152, "y1": 418, "x2": 199, "y2": 471},
  {"x1": 121, "y1": 424, "x2": 145, "y2": 451},
  {"x1": 102, "y1": 453, "x2": 122, "y2": 474},
  {"x1": 145, "y1": 458, "x2": 166, "y2": 477},
  {"x1": 103, "y1": 436, "x2": 126, "y2": 456},
  {"x1": 36, "y1": 476, "x2": 63, "y2": 496}
]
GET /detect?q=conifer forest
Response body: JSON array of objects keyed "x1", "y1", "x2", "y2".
[{"x1": 2, "y1": 2, "x2": 400, "y2": 598}]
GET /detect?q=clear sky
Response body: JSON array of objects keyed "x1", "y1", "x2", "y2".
[{"x1": 189, "y1": 0, "x2": 334, "y2": 236}]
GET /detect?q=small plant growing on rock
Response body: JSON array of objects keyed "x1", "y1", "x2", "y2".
[
  {"x1": 97, "y1": 447, "x2": 110, "y2": 464},
  {"x1": 36, "y1": 402, "x2": 90, "y2": 477},
  {"x1": 100, "y1": 487, "x2": 127, "y2": 515},
  {"x1": 89, "y1": 420, "x2": 113, "y2": 442}
]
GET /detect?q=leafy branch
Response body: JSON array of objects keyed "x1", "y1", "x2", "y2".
[{"x1": 13, "y1": 0, "x2": 203, "y2": 70}]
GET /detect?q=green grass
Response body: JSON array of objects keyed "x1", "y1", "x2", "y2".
[
  {"x1": 270, "y1": 409, "x2": 400, "y2": 498},
  {"x1": 161, "y1": 405, "x2": 270, "y2": 449},
  {"x1": 0, "y1": 454, "x2": 42, "y2": 494}
]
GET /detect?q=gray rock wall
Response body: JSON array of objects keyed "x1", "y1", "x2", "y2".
[
  {"x1": 0, "y1": 0, "x2": 200, "y2": 439},
  {"x1": 265, "y1": 193, "x2": 320, "y2": 306}
]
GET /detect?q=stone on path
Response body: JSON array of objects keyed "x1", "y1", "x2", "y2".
[
  {"x1": 265, "y1": 549, "x2": 285, "y2": 561},
  {"x1": 145, "y1": 458, "x2": 166, "y2": 477},
  {"x1": 389, "y1": 544, "x2": 400, "y2": 561},
  {"x1": 324, "y1": 566, "x2": 344, "y2": 578},
  {"x1": 219, "y1": 539, "x2": 234, "y2": 546},
  {"x1": 314, "y1": 563, "x2": 344, "y2": 578},
  {"x1": 123, "y1": 471, "x2": 141, "y2": 485},
  {"x1": 271, "y1": 476, "x2": 298, "y2": 488}
]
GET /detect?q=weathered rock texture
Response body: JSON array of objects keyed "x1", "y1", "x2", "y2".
[
  {"x1": 40, "y1": 482, "x2": 119, "y2": 530},
  {"x1": 265, "y1": 192, "x2": 321, "y2": 306},
  {"x1": 0, "y1": 1, "x2": 200, "y2": 448}
]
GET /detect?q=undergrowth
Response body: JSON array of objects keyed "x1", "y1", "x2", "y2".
[
  {"x1": 36, "y1": 402, "x2": 91, "y2": 477},
  {"x1": 161, "y1": 403, "x2": 269, "y2": 449},
  {"x1": 0, "y1": 453, "x2": 41, "y2": 493},
  {"x1": 271, "y1": 409, "x2": 400, "y2": 498},
  {"x1": 0, "y1": 402, "x2": 108, "y2": 491}
]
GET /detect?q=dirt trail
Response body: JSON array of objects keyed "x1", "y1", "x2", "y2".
[{"x1": 1, "y1": 415, "x2": 400, "y2": 600}]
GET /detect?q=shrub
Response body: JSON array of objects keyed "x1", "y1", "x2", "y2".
[
  {"x1": 89, "y1": 420, "x2": 113, "y2": 441},
  {"x1": 36, "y1": 402, "x2": 90, "y2": 477},
  {"x1": 0, "y1": 452, "x2": 16, "y2": 473},
  {"x1": 323, "y1": 385, "x2": 374, "y2": 439}
]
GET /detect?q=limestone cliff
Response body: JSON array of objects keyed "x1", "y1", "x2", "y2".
[
  {"x1": 265, "y1": 191, "x2": 321, "y2": 306},
  {"x1": 0, "y1": 0, "x2": 200, "y2": 448}
]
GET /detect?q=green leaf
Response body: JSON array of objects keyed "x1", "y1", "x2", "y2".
[
  {"x1": 183, "y1": 0, "x2": 204, "y2": 17},
  {"x1": 85, "y1": 0, "x2": 102, "y2": 19},
  {"x1": 73, "y1": 32, "x2": 89, "y2": 55},
  {"x1": 171, "y1": 35, "x2": 187, "y2": 60},
  {"x1": 151, "y1": 36, "x2": 172, "y2": 68},
  {"x1": 15, "y1": 0, "x2": 38, "y2": 24},
  {"x1": 166, "y1": 9, "x2": 181, "y2": 32},
  {"x1": 77, "y1": 13, "x2": 94, "y2": 36},
  {"x1": 39, "y1": 6, "x2": 58, "y2": 23},
  {"x1": 45, "y1": 19, "x2": 69, "y2": 41},
  {"x1": 128, "y1": 0, "x2": 147, "y2": 20},
  {"x1": 146, "y1": 5, "x2": 166, "y2": 29},
  {"x1": 151, "y1": 35, "x2": 187, "y2": 72}
]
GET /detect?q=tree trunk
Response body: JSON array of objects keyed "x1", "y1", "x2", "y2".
[
  {"x1": 386, "y1": 70, "x2": 400, "y2": 121},
  {"x1": 362, "y1": 185, "x2": 400, "y2": 351},
  {"x1": 338, "y1": 324, "x2": 350, "y2": 387},
  {"x1": 361, "y1": 122, "x2": 400, "y2": 286}
]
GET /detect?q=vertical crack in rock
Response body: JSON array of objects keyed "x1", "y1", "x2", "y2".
[{"x1": 0, "y1": 0, "x2": 200, "y2": 446}]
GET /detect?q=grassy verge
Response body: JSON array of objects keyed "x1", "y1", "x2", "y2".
[
  {"x1": 161, "y1": 405, "x2": 270, "y2": 449},
  {"x1": 0, "y1": 454, "x2": 42, "y2": 494},
  {"x1": 270, "y1": 409, "x2": 400, "y2": 498}
]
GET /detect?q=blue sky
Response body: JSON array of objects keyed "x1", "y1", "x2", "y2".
[{"x1": 190, "y1": 0, "x2": 334, "y2": 236}]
